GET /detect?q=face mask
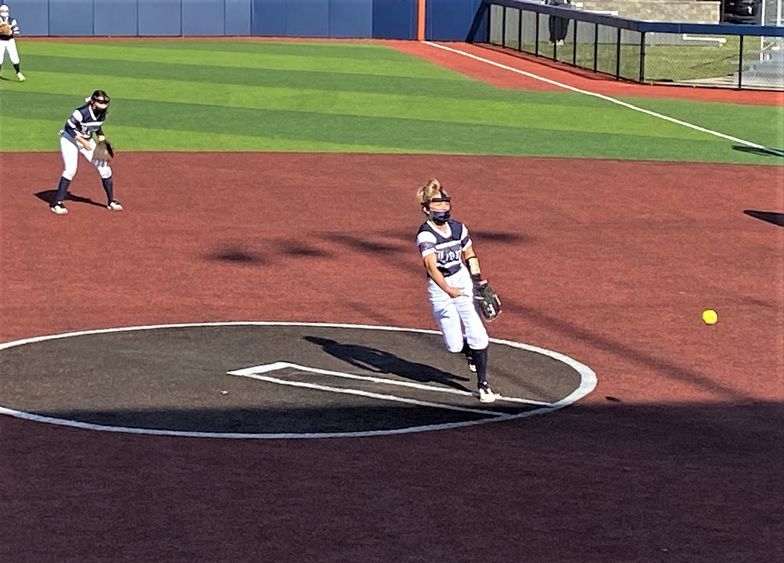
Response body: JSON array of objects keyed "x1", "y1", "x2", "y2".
[
  {"x1": 428, "y1": 192, "x2": 451, "y2": 224},
  {"x1": 430, "y1": 210, "x2": 451, "y2": 224}
]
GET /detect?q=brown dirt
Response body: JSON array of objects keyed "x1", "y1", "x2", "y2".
[{"x1": 1, "y1": 152, "x2": 781, "y2": 560}]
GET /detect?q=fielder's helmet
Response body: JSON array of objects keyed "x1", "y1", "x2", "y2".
[{"x1": 90, "y1": 90, "x2": 111, "y2": 104}]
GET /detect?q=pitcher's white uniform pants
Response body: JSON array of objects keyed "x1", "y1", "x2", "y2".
[
  {"x1": 428, "y1": 266, "x2": 489, "y2": 352},
  {"x1": 60, "y1": 133, "x2": 112, "y2": 180},
  {"x1": 0, "y1": 38, "x2": 20, "y2": 65}
]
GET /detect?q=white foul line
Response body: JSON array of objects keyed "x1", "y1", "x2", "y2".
[{"x1": 425, "y1": 41, "x2": 784, "y2": 157}]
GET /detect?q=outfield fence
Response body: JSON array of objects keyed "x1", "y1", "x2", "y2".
[{"x1": 480, "y1": 0, "x2": 784, "y2": 90}]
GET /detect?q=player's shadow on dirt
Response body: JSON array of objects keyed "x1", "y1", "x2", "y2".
[
  {"x1": 34, "y1": 189, "x2": 105, "y2": 208},
  {"x1": 207, "y1": 245, "x2": 267, "y2": 264},
  {"x1": 744, "y1": 209, "x2": 784, "y2": 227},
  {"x1": 732, "y1": 145, "x2": 784, "y2": 158},
  {"x1": 304, "y1": 336, "x2": 472, "y2": 392}
]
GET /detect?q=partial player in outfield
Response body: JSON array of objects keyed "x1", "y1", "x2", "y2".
[
  {"x1": 50, "y1": 90, "x2": 123, "y2": 215},
  {"x1": 0, "y1": 3, "x2": 25, "y2": 81},
  {"x1": 415, "y1": 178, "x2": 500, "y2": 403}
]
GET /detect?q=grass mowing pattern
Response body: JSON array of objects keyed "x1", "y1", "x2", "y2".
[{"x1": 0, "y1": 40, "x2": 780, "y2": 163}]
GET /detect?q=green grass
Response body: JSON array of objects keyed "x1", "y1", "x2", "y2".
[{"x1": 0, "y1": 39, "x2": 781, "y2": 163}]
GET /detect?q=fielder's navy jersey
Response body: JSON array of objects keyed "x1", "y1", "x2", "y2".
[
  {"x1": 0, "y1": 17, "x2": 19, "y2": 40},
  {"x1": 63, "y1": 104, "x2": 106, "y2": 139},
  {"x1": 417, "y1": 219, "x2": 472, "y2": 277}
]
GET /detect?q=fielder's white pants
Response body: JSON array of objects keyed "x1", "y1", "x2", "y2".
[
  {"x1": 60, "y1": 133, "x2": 112, "y2": 180},
  {"x1": 0, "y1": 38, "x2": 20, "y2": 65},
  {"x1": 428, "y1": 266, "x2": 489, "y2": 352}
]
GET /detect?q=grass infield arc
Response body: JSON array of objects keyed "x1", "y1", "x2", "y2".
[{"x1": 0, "y1": 321, "x2": 598, "y2": 440}]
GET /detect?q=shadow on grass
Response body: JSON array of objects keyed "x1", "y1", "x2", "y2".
[{"x1": 732, "y1": 145, "x2": 784, "y2": 158}]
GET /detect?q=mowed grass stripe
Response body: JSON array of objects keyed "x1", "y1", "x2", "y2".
[
  {"x1": 23, "y1": 54, "x2": 491, "y2": 99},
  {"x1": 618, "y1": 95, "x2": 784, "y2": 151},
  {"x1": 36, "y1": 39, "x2": 414, "y2": 61},
  {"x1": 0, "y1": 116, "x2": 463, "y2": 153},
  {"x1": 9, "y1": 74, "x2": 710, "y2": 141},
  {"x1": 23, "y1": 42, "x2": 457, "y2": 79},
  {"x1": 0, "y1": 97, "x2": 749, "y2": 160},
  {"x1": 1, "y1": 40, "x2": 780, "y2": 163}
]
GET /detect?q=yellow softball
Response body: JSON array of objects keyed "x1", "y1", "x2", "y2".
[{"x1": 701, "y1": 309, "x2": 718, "y2": 325}]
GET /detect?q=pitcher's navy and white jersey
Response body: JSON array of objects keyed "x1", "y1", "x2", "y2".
[
  {"x1": 417, "y1": 219, "x2": 472, "y2": 277},
  {"x1": 63, "y1": 104, "x2": 106, "y2": 140},
  {"x1": 0, "y1": 16, "x2": 19, "y2": 40}
]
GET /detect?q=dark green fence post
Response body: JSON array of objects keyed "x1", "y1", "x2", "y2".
[
  {"x1": 593, "y1": 23, "x2": 598, "y2": 72},
  {"x1": 502, "y1": 6, "x2": 507, "y2": 47},
  {"x1": 738, "y1": 34, "x2": 744, "y2": 90},
  {"x1": 535, "y1": 12, "x2": 540, "y2": 55},
  {"x1": 518, "y1": 8, "x2": 523, "y2": 52},
  {"x1": 572, "y1": 18, "x2": 578, "y2": 65},
  {"x1": 615, "y1": 27, "x2": 621, "y2": 79},
  {"x1": 639, "y1": 32, "x2": 645, "y2": 83},
  {"x1": 486, "y1": 2, "x2": 492, "y2": 44}
]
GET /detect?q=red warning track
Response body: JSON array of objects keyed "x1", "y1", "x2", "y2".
[{"x1": 389, "y1": 40, "x2": 784, "y2": 106}]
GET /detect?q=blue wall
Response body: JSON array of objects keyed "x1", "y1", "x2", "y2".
[
  {"x1": 427, "y1": 0, "x2": 487, "y2": 41},
  {"x1": 5, "y1": 0, "x2": 479, "y2": 40}
]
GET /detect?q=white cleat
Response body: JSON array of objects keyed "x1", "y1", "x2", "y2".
[
  {"x1": 478, "y1": 387, "x2": 496, "y2": 404},
  {"x1": 16, "y1": 72, "x2": 25, "y2": 82},
  {"x1": 107, "y1": 200, "x2": 124, "y2": 211},
  {"x1": 50, "y1": 202, "x2": 68, "y2": 215}
]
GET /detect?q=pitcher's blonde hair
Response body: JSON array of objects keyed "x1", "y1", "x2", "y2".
[{"x1": 416, "y1": 178, "x2": 449, "y2": 208}]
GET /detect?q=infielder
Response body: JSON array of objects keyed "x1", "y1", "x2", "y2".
[
  {"x1": 0, "y1": 3, "x2": 24, "y2": 81},
  {"x1": 51, "y1": 90, "x2": 123, "y2": 215},
  {"x1": 416, "y1": 178, "x2": 496, "y2": 403}
]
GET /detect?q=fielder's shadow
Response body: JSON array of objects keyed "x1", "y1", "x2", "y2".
[
  {"x1": 732, "y1": 145, "x2": 784, "y2": 158},
  {"x1": 744, "y1": 209, "x2": 784, "y2": 227},
  {"x1": 34, "y1": 189, "x2": 104, "y2": 208},
  {"x1": 304, "y1": 336, "x2": 472, "y2": 392}
]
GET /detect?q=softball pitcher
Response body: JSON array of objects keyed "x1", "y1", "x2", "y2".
[
  {"x1": 50, "y1": 90, "x2": 123, "y2": 215},
  {"x1": 416, "y1": 178, "x2": 496, "y2": 403},
  {"x1": 0, "y1": 4, "x2": 25, "y2": 81}
]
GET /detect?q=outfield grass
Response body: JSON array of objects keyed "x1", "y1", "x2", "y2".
[{"x1": 0, "y1": 40, "x2": 780, "y2": 163}]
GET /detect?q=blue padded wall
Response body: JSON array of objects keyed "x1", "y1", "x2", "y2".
[
  {"x1": 427, "y1": 0, "x2": 486, "y2": 41},
  {"x1": 5, "y1": 0, "x2": 487, "y2": 40},
  {"x1": 372, "y1": 0, "x2": 416, "y2": 40},
  {"x1": 182, "y1": 0, "x2": 225, "y2": 35},
  {"x1": 251, "y1": 0, "x2": 286, "y2": 36},
  {"x1": 287, "y1": 0, "x2": 330, "y2": 37},
  {"x1": 138, "y1": 0, "x2": 182, "y2": 36},
  {"x1": 330, "y1": 0, "x2": 373, "y2": 38},
  {"x1": 94, "y1": 0, "x2": 139, "y2": 36},
  {"x1": 5, "y1": 0, "x2": 48, "y2": 36},
  {"x1": 49, "y1": 0, "x2": 94, "y2": 36},
  {"x1": 225, "y1": 0, "x2": 252, "y2": 35}
]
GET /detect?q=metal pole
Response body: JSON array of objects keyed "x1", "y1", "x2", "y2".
[
  {"x1": 615, "y1": 28, "x2": 621, "y2": 79},
  {"x1": 502, "y1": 6, "x2": 507, "y2": 47},
  {"x1": 640, "y1": 32, "x2": 646, "y2": 83},
  {"x1": 535, "y1": 12, "x2": 540, "y2": 56},
  {"x1": 519, "y1": 8, "x2": 523, "y2": 52},
  {"x1": 572, "y1": 17, "x2": 578, "y2": 65},
  {"x1": 760, "y1": 0, "x2": 766, "y2": 61},
  {"x1": 738, "y1": 34, "x2": 744, "y2": 90},
  {"x1": 485, "y1": 1, "x2": 490, "y2": 44},
  {"x1": 593, "y1": 22, "x2": 598, "y2": 72}
]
